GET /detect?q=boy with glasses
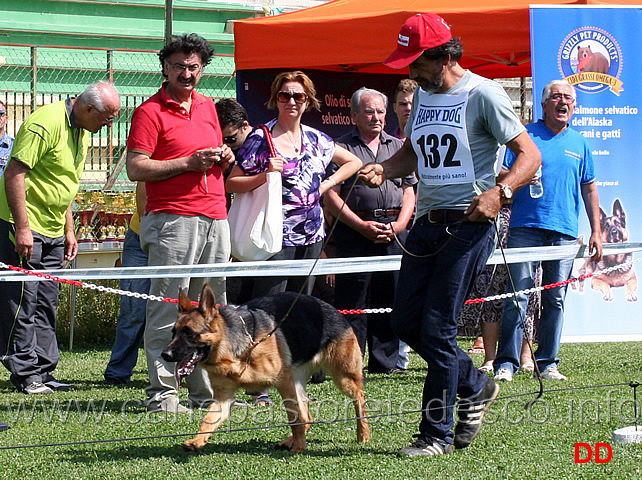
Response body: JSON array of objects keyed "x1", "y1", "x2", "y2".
[{"x1": 215, "y1": 98, "x2": 253, "y2": 153}]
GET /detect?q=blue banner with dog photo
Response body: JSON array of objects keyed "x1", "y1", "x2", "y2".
[{"x1": 530, "y1": 5, "x2": 642, "y2": 341}]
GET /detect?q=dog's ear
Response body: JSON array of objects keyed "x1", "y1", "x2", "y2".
[
  {"x1": 199, "y1": 283, "x2": 218, "y2": 313},
  {"x1": 599, "y1": 207, "x2": 607, "y2": 226},
  {"x1": 178, "y1": 288, "x2": 194, "y2": 312},
  {"x1": 613, "y1": 199, "x2": 626, "y2": 226}
]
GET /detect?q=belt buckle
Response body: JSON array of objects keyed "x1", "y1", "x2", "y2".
[
  {"x1": 427, "y1": 210, "x2": 440, "y2": 223},
  {"x1": 373, "y1": 208, "x2": 384, "y2": 218}
]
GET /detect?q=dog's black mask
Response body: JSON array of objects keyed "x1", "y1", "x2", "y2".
[{"x1": 162, "y1": 325, "x2": 211, "y2": 385}]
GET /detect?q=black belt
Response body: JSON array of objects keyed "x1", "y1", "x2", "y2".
[
  {"x1": 423, "y1": 209, "x2": 470, "y2": 224},
  {"x1": 353, "y1": 208, "x2": 401, "y2": 219}
]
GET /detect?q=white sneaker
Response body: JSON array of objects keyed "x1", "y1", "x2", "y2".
[
  {"x1": 538, "y1": 366, "x2": 567, "y2": 381},
  {"x1": 22, "y1": 382, "x2": 54, "y2": 395},
  {"x1": 148, "y1": 397, "x2": 193, "y2": 414},
  {"x1": 494, "y1": 368, "x2": 513, "y2": 382}
]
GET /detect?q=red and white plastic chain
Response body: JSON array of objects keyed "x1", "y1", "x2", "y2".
[
  {"x1": 1, "y1": 258, "x2": 639, "y2": 313},
  {"x1": 0, "y1": 261, "x2": 184, "y2": 305},
  {"x1": 463, "y1": 258, "x2": 640, "y2": 306}
]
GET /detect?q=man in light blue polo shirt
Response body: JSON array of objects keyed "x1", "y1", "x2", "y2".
[
  {"x1": 0, "y1": 100, "x2": 13, "y2": 179},
  {"x1": 494, "y1": 79, "x2": 603, "y2": 383}
]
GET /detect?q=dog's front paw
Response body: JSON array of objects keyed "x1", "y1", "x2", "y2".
[
  {"x1": 274, "y1": 436, "x2": 294, "y2": 451},
  {"x1": 183, "y1": 438, "x2": 207, "y2": 452},
  {"x1": 274, "y1": 435, "x2": 307, "y2": 452}
]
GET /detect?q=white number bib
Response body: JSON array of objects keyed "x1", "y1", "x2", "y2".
[{"x1": 411, "y1": 76, "x2": 483, "y2": 186}]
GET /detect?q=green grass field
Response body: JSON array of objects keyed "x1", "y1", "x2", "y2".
[{"x1": 0, "y1": 342, "x2": 640, "y2": 480}]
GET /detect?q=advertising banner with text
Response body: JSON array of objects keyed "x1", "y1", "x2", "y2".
[
  {"x1": 236, "y1": 69, "x2": 407, "y2": 140},
  {"x1": 530, "y1": 6, "x2": 641, "y2": 341}
]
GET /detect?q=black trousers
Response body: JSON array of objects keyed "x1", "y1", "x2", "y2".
[
  {"x1": 333, "y1": 221, "x2": 405, "y2": 372},
  {"x1": 252, "y1": 241, "x2": 323, "y2": 298},
  {"x1": 0, "y1": 219, "x2": 63, "y2": 389}
]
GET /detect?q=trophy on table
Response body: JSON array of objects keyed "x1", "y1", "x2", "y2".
[
  {"x1": 74, "y1": 191, "x2": 99, "y2": 251},
  {"x1": 98, "y1": 192, "x2": 121, "y2": 249},
  {"x1": 120, "y1": 191, "x2": 137, "y2": 240},
  {"x1": 113, "y1": 194, "x2": 126, "y2": 243}
]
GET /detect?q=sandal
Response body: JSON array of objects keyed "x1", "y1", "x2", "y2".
[
  {"x1": 479, "y1": 360, "x2": 494, "y2": 373},
  {"x1": 520, "y1": 362, "x2": 535, "y2": 372},
  {"x1": 251, "y1": 394, "x2": 274, "y2": 407},
  {"x1": 467, "y1": 337, "x2": 485, "y2": 355}
]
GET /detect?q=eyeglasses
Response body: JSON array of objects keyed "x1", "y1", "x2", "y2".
[
  {"x1": 277, "y1": 91, "x2": 308, "y2": 104},
  {"x1": 548, "y1": 93, "x2": 575, "y2": 102},
  {"x1": 102, "y1": 113, "x2": 118, "y2": 123},
  {"x1": 167, "y1": 62, "x2": 202, "y2": 74},
  {"x1": 223, "y1": 130, "x2": 240, "y2": 145},
  {"x1": 92, "y1": 106, "x2": 118, "y2": 123},
  {"x1": 0, "y1": 111, "x2": 6, "y2": 117}
]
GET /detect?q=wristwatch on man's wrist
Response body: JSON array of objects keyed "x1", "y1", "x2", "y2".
[{"x1": 497, "y1": 183, "x2": 513, "y2": 202}]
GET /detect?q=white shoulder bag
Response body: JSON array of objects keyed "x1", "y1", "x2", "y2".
[{"x1": 228, "y1": 125, "x2": 283, "y2": 261}]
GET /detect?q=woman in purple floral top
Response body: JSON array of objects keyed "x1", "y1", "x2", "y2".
[{"x1": 227, "y1": 71, "x2": 361, "y2": 296}]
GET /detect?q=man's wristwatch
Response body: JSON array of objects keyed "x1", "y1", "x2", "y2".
[{"x1": 497, "y1": 183, "x2": 513, "y2": 202}]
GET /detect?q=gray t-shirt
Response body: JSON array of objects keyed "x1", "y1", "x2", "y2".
[{"x1": 405, "y1": 71, "x2": 524, "y2": 216}]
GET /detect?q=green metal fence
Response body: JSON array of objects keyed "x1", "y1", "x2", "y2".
[
  {"x1": 0, "y1": 43, "x2": 535, "y2": 191},
  {"x1": 0, "y1": 43, "x2": 237, "y2": 189},
  {"x1": 498, "y1": 76, "x2": 534, "y2": 125}
]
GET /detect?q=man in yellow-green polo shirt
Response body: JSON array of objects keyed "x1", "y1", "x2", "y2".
[{"x1": 0, "y1": 81, "x2": 120, "y2": 397}]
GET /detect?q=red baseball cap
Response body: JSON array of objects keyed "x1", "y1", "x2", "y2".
[{"x1": 384, "y1": 14, "x2": 453, "y2": 69}]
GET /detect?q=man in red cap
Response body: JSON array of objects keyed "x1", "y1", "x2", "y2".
[{"x1": 360, "y1": 13, "x2": 541, "y2": 457}]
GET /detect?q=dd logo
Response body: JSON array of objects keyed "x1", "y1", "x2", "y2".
[{"x1": 574, "y1": 443, "x2": 613, "y2": 463}]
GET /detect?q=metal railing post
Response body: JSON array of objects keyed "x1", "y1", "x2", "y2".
[
  {"x1": 30, "y1": 46, "x2": 37, "y2": 113},
  {"x1": 165, "y1": 0, "x2": 173, "y2": 45},
  {"x1": 107, "y1": 50, "x2": 115, "y2": 173}
]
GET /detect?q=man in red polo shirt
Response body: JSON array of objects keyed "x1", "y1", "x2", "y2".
[{"x1": 126, "y1": 33, "x2": 234, "y2": 414}]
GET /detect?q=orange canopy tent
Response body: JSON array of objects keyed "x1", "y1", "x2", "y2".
[{"x1": 234, "y1": 0, "x2": 638, "y2": 79}]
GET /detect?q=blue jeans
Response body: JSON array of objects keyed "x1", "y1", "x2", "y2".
[
  {"x1": 104, "y1": 229, "x2": 149, "y2": 383},
  {"x1": 391, "y1": 217, "x2": 496, "y2": 443},
  {"x1": 495, "y1": 227, "x2": 576, "y2": 374}
]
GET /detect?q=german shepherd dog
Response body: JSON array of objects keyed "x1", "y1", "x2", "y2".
[
  {"x1": 161, "y1": 284, "x2": 370, "y2": 453},
  {"x1": 578, "y1": 199, "x2": 638, "y2": 301}
]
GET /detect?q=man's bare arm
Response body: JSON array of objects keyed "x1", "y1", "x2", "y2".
[
  {"x1": 64, "y1": 204, "x2": 78, "y2": 262},
  {"x1": 359, "y1": 139, "x2": 418, "y2": 187},
  {"x1": 465, "y1": 130, "x2": 541, "y2": 222},
  {"x1": 500, "y1": 131, "x2": 542, "y2": 193},
  {"x1": 126, "y1": 147, "x2": 228, "y2": 182},
  {"x1": 581, "y1": 182, "x2": 603, "y2": 263},
  {"x1": 4, "y1": 159, "x2": 33, "y2": 259}
]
